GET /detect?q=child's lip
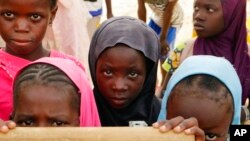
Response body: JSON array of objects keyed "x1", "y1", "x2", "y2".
[
  {"x1": 110, "y1": 97, "x2": 127, "y2": 102},
  {"x1": 11, "y1": 39, "x2": 32, "y2": 46},
  {"x1": 12, "y1": 39, "x2": 32, "y2": 42},
  {"x1": 193, "y1": 23, "x2": 205, "y2": 30}
]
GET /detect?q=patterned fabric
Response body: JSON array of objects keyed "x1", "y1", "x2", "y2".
[
  {"x1": 145, "y1": 0, "x2": 183, "y2": 28},
  {"x1": 162, "y1": 42, "x2": 185, "y2": 73}
]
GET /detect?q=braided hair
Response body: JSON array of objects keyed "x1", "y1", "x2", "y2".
[
  {"x1": 168, "y1": 75, "x2": 233, "y2": 115},
  {"x1": 13, "y1": 63, "x2": 80, "y2": 115}
]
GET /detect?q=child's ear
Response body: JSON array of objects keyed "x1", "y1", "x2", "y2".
[{"x1": 49, "y1": 5, "x2": 58, "y2": 24}]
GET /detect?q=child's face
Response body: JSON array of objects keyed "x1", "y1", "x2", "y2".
[
  {"x1": 0, "y1": 0, "x2": 56, "y2": 55},
  {"x1": 96, "y1": 45, "x2": 147, "y2": 109},
  {"x1": 193, "y1": 0, "x2": 224, "y2": 38},
  {"x1": 167, "y1": 94, "x2": 232, "y2": 141},
  {"x1": 13, "y1": 84, "x2": 79, "y2": 127}
]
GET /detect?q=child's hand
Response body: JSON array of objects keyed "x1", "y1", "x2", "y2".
[
  {"x1": 0, "y1": 119, "x2": 16, "y2": 133},
  {"x1": 152, "y1": 116, "x2": 205, "y2": 141},
  {"x1": 160, "y1": 40, "x2": 170, "y2": 56}
]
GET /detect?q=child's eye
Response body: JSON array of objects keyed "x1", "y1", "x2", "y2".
[
  {"x1": 207, "y1": 8, "x2": 215, "y2": 13},
  {"x1": 18, "y1": 120, "x2": 34, "y2": 126},
  {"x1": 103, "y1": 70, "x2": 112, "y2": 76},
  {"x1": 3, "y1": 12, "x2": 14, "y2": 19},
  {"x1": 205, "y1": 133, "x2": 218, "y2": 141},
  {"x1": 51, "y1": 121, "x2": 66, "y2": 126},
  {"x1": 128, "y1": 71, "x2": 138, "y2": 78},
  {"x1": 30, "y1": 14, "x2": 41, "y2": 21},
  {"x1": 194, "y1": 6, "x2": 199, "y2": 11}
]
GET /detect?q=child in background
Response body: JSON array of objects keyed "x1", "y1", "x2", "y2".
[
  {"x1": 161, "y1": 0, "x2": 250, "y2": 112},
  {"x1": 83, "y1": 0, "x2": 113, "y2": 38},
  {"x1": 43, "y1": 0, "x2": 91, "y2": 69},
  {"x1": 0, "y1": 57, "x2": 100, "y2": 133},
  {"x1": 156, "y1": 55, "x2": 241, "y2": 141},
  {"x1": 89, "y1": 16, "x2": 161, "y2": 126},
  {"x1": 0, "y1": 0, "x2": 86, "y2": 120},
  {"x1": 138, "y1": 0, "x2": 184, "y2": 88}
]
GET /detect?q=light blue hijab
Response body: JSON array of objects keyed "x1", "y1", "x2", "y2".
[{"x1": 158, "y1": 55, "x2": 242, "y2": 125}]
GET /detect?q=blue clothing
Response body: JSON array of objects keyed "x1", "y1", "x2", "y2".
[
  {"x1": 89, "y1": 8, "x2": 102, "y2": 17},
  {"x1": 148, "y1": 19, "x2": 176, "y2": 61},
  {"x1": 158, "y1": 55, "x2": 242, "y2": 125}
]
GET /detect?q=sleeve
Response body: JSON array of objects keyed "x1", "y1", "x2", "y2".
[{"x1": 161, "y1": 42, "x2": 185, "y2": 74}]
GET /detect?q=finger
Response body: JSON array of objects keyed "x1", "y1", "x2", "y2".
[
  {"x1": 0, "y1": 125, "x2": 9, "y2": 134},
  {"x1": 159, "y1": 116, "x2": 185, "y2": 132},
  {"x1": 173, "y1": 117, "x2": 199, "y2": 132},
  {"x1": 6, "y1": 121, "x2": 16, "y2": 129},
  {"x1": 152, "y1": 120, "x2": 168, "y2": 128},
  {"x1": 184, "y1": 127, "x2": 205, "y2": 141}
]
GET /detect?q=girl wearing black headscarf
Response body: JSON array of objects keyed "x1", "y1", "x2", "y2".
[{"x1": 89, "y1": 16, "x2": 161, "y2": 126}]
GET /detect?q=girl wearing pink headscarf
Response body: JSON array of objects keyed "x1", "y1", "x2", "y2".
[{"x1": 0, "y1": 57, "x2": 100, "y2": 132}]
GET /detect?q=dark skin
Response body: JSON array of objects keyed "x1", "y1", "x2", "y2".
[
  {"x1": 137, "y1": 0, "x2": 177, "y2": 56},
  {"x1": 0, "y1": 0, "x2": 59, "y2": 132},
  {"x1": 154, "y1": 83, "x2": 233, "y2": 141},
  {"x1": 137, "y1": 0, "x2": 177, "y2": 89},
  {"x1": 0, "y1": 84, "x2": 80, "y2": 133},
  {"x1": 95, "y1": 45, "x2": 147, "y2": 109},
  {"x1": 13, "y1": 84, "x2": 79, "y2": 127},
  {"x1": 105, "y1": 0, "x2": 113, "y2": 19},
  {"x1": 193, "y1": 0, "x2": 224, "y2": 38},
  {"x1": 158, "y1": 0, "x2": 225, "y2": 97},
  {"x1": 167, "y1": 95, "x2": 232, "y2": 141},
  {"x1": 0, "y1": 0, "x2": 57, "y2": 61}
]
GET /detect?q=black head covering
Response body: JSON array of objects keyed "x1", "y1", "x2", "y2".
[{"x1": 89, "y1": 16, "x2": 161, "y2": 126}]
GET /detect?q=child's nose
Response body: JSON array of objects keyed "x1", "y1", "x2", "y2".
[
  {"x1": 194, "y1": 11, "x2": 205, "y2": 21},
  {"x1": 112, "y1": 78, "x2": 128, "y2": 91},
  {"x1": 14, "y1": 18, "x2": 29, "y2": 33}
]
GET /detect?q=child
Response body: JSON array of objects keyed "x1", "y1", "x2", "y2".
[
  {"x1": 83, "y1": 0, "x2": 113, "y2": 38},
  {"x1": 89, "y1": 16, "x2": 161, "y2": 126},
  {"x1": 138, "y1": 0, "x2": 184, "y2": 87},
  {"x1": 161, "y1": 0, "x2": 250, "y2": 110},
  {"x1": 157, "y1": 55, "x2": 242, "y2": 141},
  {"x1": 0, "y1": 57, "x2": 100, "y2": 132},
  {"x1": 43, "y1": 0, "x2": 91, "y2": 69},
  {"x1": 0, "y1": 0, "x2": 86, "y2": 120}
]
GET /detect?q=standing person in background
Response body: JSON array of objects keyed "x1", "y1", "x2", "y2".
[
  {"x1": 137, "y1": 0, "x2": 183, "y2": 91},
  {"x1": 43, "y1": 0, "x2": 91, "y2": 79},
  {"x1": 84, "y1": 0, "x2": 113, "y2": 38}
]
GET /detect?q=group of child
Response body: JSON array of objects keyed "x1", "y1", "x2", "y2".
[{"x1": 0, "y1": 0, "x2": 249, "y2": 141}]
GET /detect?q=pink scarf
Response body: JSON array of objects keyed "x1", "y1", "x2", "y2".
[
  {"x1": 0, "y1": 49, "x2": 87, "y2": 120},
  {"x1": 15, "y1": 57, "x2": 100, "y2": 126}
]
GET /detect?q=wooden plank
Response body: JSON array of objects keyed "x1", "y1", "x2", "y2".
[
  {"x1": 0, "y1": 127, "x2": 194, "y2": 141},
  {"x1": 244, "y1": 120, "x2": 250, "y2": 125}
]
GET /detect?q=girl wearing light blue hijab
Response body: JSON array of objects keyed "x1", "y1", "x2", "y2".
[{"x1": 156, "y1": 55, "x2": 241, "y2": 141}]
